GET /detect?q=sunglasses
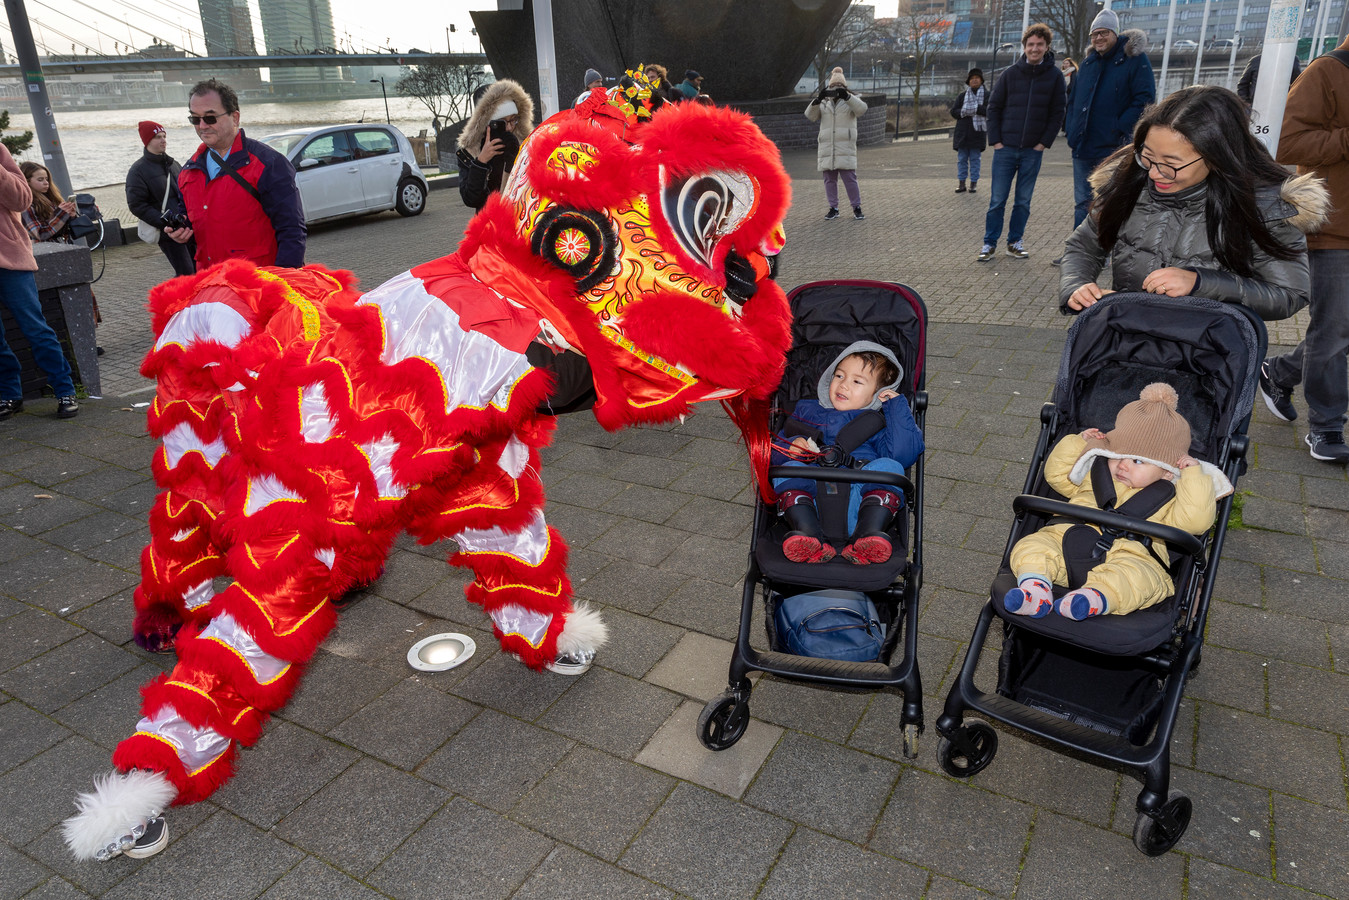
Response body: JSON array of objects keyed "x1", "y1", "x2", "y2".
[{"x1": 188, "y1": 114, "x2": 226, "y2": 126}]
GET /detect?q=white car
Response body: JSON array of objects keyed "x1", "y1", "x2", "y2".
[
  {"x1": 1171, "y1": 39, "x2": 1199, "y2": 50},
  {"x1": 261, "y1": 123, "x2": 428, "y2": 225}
]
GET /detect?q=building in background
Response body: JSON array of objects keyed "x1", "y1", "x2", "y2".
[
  {"x1": 259, "y1": 0, "x2": 344, "y2": 96},
  {"x1": 197, "y1": 0, "x2": 261, "y2": 89}
]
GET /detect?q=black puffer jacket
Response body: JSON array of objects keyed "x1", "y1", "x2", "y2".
[
  {"x1": 455, "y1": 80, "x2": 535, "y2": 212},
  {"x1": 987, "y1": 50, "x2": 1067, "y2": 149},
  {"x1": 125, "y1": 149, "x2": 183, "y2": 230},
  {"x1": 1059, "y1": 153, "x2": 1331, "y2": 319}
]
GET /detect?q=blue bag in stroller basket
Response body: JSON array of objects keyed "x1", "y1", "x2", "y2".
[{"x1": 773, "y1": 589, "x2": 886, "y2": 662}]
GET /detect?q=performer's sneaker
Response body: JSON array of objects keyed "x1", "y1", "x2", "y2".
[
  {"x1": 123, "y1": 816, "x2": 169, "y2": 859},
  {"x1": 95, "y1": 816, "x2": 169, "y2": 861},
  {"x1": 546, "y1": 649, "x2": 596, "y2": 676}
]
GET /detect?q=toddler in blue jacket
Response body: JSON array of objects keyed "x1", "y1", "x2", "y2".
[{"x1": 772, "y1": 341, "x2": 924, "y2": 564}]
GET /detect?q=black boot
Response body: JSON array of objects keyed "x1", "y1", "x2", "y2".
[
  {"x1": 778, "y1": 490, "x2": 833, "y2": 563},
  {"x1": 842, "y1": 490, "x2": 901, "y2": 565},
  {"x1": 969, "y1": 180, "x2": 978, "y2": 193},
  {"x1": 955, "y1": 180, "x2": 967, "y2": 193}
]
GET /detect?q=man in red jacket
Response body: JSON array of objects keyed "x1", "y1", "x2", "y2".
[{"x1": 166, "y1": 79, "x2": 306, "y2": 269}]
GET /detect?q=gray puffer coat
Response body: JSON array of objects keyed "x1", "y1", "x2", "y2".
[{"x1": 1059, "y1": 153, "x2": 1331, "y2": 320}]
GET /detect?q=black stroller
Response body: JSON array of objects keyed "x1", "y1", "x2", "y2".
[
  {"x1": 935, "y1": 294, "x2": 1264, "y2": 856},
  {"x1": 697, "y1": 280, "x2": 927, "y2": 757}
]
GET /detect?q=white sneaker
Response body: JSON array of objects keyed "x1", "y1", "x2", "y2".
[{"x1": 545, "y1": 649, "x2": 596, "y2": 676}]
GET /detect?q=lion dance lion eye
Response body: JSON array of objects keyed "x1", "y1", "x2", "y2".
[
  {"x1": 659, "y1": 168, "x2": 757, "y2": 271},
  {"x1": 529, "y1": 207, "x2": 618, "y2": 292}
]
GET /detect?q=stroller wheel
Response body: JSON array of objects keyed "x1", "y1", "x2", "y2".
[
  {"x1": 1133, "y1": 791, "x2": 1192, "y2": 856},
  {"x1": 698, "y1": 690, "x2": 750, "y2": 751},
  {"x1": 937, "y1": 721, "x2": 998, "y2": 777}
]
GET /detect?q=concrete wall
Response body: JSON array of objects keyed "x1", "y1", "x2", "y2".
[{"x1": 730, "y1": 93, "x2": 890, "y2": 152}]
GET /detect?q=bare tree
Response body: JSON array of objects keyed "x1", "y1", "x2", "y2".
[
  {"x1": 396, "y1": 62, "x2": 486, "y2": 127},
  {"x1": 1032, "y1": 0, "x2": 1100, "y2": 60},
  {"x1": 812, "y1": 3, "x2": 895, "y2": 88},
  {"x1": 890, "y1": 4, "x2": 955, "y2": 140}
]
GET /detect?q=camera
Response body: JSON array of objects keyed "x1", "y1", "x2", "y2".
[{"x1": 162, "y1": 211, "x2": 191, "y2": 231}]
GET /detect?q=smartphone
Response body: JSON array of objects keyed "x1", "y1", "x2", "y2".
[{"x1": 488, "y1": 119, "x2": 508, "y2": 143}]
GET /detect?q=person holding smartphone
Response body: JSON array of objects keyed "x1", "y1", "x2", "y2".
[{"x1": 456, "y1": 80, "x2": 535, "y2": 212}]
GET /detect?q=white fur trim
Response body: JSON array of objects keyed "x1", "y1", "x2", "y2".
[
  {"x1": 555, "y1": 602, "x2": 608, "y2": 657},
  {"x1": 1068, "y1": 448, "x2": 1233, "y2": 498},
  {"x1": 63, "y1": 770, "x2": 177, "y2": 861},
  {"x1": 1069, "y1": 447, "x2": 1177, "y2": 484}
]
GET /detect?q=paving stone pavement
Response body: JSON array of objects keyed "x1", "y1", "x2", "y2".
[{"x1": 1, "y1": 135, "x2": 1345, "y2": 899}]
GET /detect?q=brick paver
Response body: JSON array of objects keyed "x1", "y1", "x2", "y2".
[{"x1": 0, "y1": 133, "x2": 1343, "y2": 899}]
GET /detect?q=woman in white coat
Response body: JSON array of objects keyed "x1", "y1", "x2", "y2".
[{"x1": 806, "y1": 67, "x2": 869, "y2": 220}]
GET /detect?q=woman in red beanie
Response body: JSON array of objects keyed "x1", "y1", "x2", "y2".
[{"x1": 125, "y1": 121, "x2": 195, "y2": 276}]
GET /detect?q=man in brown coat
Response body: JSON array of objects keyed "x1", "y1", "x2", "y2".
[{"x1": 1260, "y1": 35, "x2": 1349, "y2": 463}]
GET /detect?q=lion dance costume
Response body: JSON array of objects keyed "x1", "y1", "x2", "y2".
[{"x1": 64, "y1": 84, "x2": 794, "y2": 860}]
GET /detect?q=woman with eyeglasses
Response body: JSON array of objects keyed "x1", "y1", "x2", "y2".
[{"x1": 1060, "y1": 85, "x2": 1329, "y2": 319}]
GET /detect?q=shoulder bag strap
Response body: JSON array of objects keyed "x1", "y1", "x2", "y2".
[
  {"x1": 208, "y1": 150, "x2": 264, "y2": 206},
  {"x1": 1325, "y1": 50, "x2": 1349, "y2": 70}
]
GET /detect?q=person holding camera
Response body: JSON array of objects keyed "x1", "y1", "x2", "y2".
[
  {"x1": 126, "y1": 121, "x2": 195, "y2": 277},
  {"x1": 806, "y1": 67, "x2": 869, "y2": 220},
  {"x1": 170, "y1": 79, "x2": 306, "y2": 270},
  {"x1": 456, "y1": 80, "x2": 535, "y2": 212}
]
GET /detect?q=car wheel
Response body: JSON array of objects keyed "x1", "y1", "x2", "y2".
[{"x1": 395, "y1": 178, "x2": 426, "y2": 217}]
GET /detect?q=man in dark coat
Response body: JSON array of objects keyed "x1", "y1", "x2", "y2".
[
  {"x1": 125, "y1": 121, "x2": 195, "y2": 277},
  {"x1": 979, "y1": 23, "x2": 1067, "y2": 262},
  {"x1": 1063, "y1": 10, "x2": 1155, "y2": 242}
]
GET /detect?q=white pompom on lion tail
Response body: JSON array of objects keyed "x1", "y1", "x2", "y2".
[{"x1": 63, "y1": 770, "x2": 176, "y2": 861}]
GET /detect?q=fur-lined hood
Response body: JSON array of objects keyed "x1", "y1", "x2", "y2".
[
  {"x1": 1115, "y1": 28, "x2": 1149, "y2": 58},
  {"x1": 457, "y1": 80, "x2": 535, "y2": 152},
  {"x1": 1088, "y1": 150, "x2": 1331, "y2": 233}
]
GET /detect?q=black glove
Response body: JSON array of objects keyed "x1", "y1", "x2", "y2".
[
  {"x1": 834, "y1": 88, "x2": 849, "y2": 100},
  {"x1": 818, "y1": 89, "x2": 830, "y2": 102},
  {"x1": 722, "y1": 249, "x2": 758, "y2": 302}
]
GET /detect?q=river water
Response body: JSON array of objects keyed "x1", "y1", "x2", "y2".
[{"x1": 2, "y1": 96, "x2": 446, "y2": 190}]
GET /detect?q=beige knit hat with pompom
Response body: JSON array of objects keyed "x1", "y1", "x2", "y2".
[{"x1": 1084, "y1": 383, "x2": 1192, "y2": 469}]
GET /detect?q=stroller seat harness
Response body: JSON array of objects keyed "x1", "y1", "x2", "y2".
[
  {"x1": 780, "y1": 410, "x2": 886, "y2": 469},
  {"x1": 1054, "y1": 456, "x2": 1174, "y2": 589}
]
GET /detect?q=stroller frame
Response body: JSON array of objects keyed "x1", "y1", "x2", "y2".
[
  {"x1": 935, "y1": 294, "x2": 1265, "y2": 856},
  {"x1": 698, "y1": 280, "x2": 928, "y2": 758}
]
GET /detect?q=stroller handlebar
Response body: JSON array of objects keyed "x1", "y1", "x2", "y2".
[
  {"x1": 1012, "y1": 495, "x2": 1205, "y2": 557},
  {"x1": 767, "y1": 465, "x2": 915, "y2": 506}
]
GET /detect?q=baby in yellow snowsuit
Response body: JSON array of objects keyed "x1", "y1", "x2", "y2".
[{"x1": 1003, "y1": 383, "x2": 1230, "y2": 620}]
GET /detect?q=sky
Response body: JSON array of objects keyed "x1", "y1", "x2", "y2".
[
  {"x1": 3, "y1": 1, "x2": 903, "y2": 62},
  {"x1": 2, "y1": 0, "x2": 483, "y2": 59}
]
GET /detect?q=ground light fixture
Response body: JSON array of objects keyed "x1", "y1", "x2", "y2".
[{"x1": 406, "y1": 633, "x2": 476, "y2": 672}]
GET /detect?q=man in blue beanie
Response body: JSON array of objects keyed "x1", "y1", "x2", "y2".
[{"x1": 1056, "y1": 8, "x2": 1155, "y2": 265}]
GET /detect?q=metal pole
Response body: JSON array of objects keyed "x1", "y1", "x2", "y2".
[
  {"x1": 4, "y1": 0, "x2": 73, "y2": 196},
  {"x1": 370, "y1": 78, "x2": 390, "y2": 123},
  {"x1": 1022, "y1": 0, "x2": 1030, "y2": 35},
  {"x1": 1195, "y1": 0, "x2": 1213, "y2": 82},
  {"x1": 1226, "y1": 0, "x2": 1245, "y2": 88},
  {"x1": 1249, "y1": 0, "x2": 1305, "y2": 154},
  {"x1": 1159, "y1": 0, "x2": 1180, "y2": 95},
  {"x1": 1312, "y1": 0, "x2": 1334, "y2": 57},
  {"x1": 532, "y1": 0, "x2": 559, "y2": 121}
]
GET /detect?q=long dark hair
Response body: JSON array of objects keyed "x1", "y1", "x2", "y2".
[
  {"x1": 1092, "y1": 85, "x2": 1299, "y2": 277},
  {"x1": 20, "y1": 161, "x2": 62, "y2": 221}
]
